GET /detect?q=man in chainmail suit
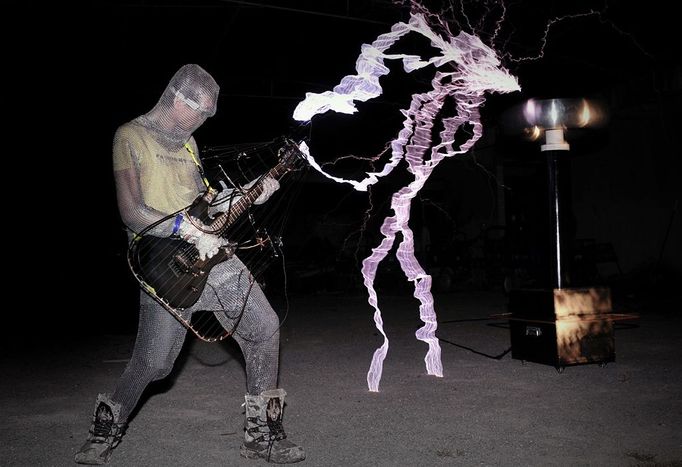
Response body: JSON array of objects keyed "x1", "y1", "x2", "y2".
[{"x1": 75, "y1": 64, "x2": 305, "y2": 464}]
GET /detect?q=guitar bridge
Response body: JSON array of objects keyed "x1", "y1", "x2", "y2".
[
  {"x1": 168, "y1": 257, "x2": 188, "y2": 277},
  {"x1": 171, "y1": 245, "x2": 199, "y2": 276}
]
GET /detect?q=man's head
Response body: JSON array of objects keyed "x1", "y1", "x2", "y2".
[
  {"x1": 171, "y1": 87, "x2": 214, "y2": 132},
  {"x1": 138, "y1": 64, "x2": 220, "y2": 150},
  {"x1": 168, "y1": 64, "x2": 219, "y2": 117}
]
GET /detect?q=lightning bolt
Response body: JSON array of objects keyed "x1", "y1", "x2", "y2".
[{"x1": 294, "y1": 11, "x2": 519, "y2": 391}]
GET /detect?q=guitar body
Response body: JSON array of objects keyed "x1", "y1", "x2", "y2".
[
  {"x1": 134, "y1": 236, "x2": 233, "y2": 309},
  {"x1": 129, "y1": 138, "x2": 304, "y2": 311}
]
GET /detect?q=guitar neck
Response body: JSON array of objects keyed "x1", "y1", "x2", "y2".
[{"x1": 209, "y1": 162, "x2": 288, "y2": 232}]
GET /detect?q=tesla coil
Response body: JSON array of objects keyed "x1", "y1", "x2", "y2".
[{"x1": 502, "y1": 98, "x2": 635, "y2": 371}]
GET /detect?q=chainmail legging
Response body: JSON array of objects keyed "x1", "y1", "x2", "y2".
[{"x1": 112, "y1": 257, "x2": 280, "y2": 421}]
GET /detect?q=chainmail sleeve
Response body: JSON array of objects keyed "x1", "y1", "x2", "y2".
[{"x1": 113, "y1": 165, "x2": 176, "y2": 237}]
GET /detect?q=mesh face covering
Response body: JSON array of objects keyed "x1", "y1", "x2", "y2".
[
  {"x1": 113, "y1": 64, "x2": 218, "y2": 236},
  {"x1": 136, "y1": 64, "x2": 218, "y2": 152}
]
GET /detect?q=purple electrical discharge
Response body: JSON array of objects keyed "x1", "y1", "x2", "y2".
[{"x1": 294, "y1": 12, "x2": 520, "y2": 391}]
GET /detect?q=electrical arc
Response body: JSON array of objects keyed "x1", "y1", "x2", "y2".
[{"x1": 294, "y1": 12, "x2": 520, "y2": 391}]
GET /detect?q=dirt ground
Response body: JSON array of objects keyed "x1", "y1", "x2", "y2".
[{"x1": 2, "y1": 291, "x2": 681, "y2": 466}]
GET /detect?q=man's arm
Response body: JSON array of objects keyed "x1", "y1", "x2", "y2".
[
  {"x1": 112, "y1": 127, "x2": 181, "y2": 236},
  {"x1": 113, "y1": 164, "x2": 177, "y2": 237},
  {"x1": 208, "y1": 176, "x2": 280, "y2": 215}
]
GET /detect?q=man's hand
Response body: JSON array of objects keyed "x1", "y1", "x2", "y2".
[
  {"x1": 178, "y1": 215, "x2": 234, "y2": 260},
  {"x1": 246, "y1": 176, "x2": 280, "y2": 205}
]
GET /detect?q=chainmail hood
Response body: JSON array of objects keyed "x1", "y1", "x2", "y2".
[{"x1": 135, "y1": 64, "x2": 219, "y2": 151}]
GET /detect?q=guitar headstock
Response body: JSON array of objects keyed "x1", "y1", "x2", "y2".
[{"x1": 277, "y1": 138, "x2": 308, "y2": 171}]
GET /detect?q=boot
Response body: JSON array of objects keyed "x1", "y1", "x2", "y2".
[
  {"x1": 74, "y1": 394, "x2": 127, "y2": 465},
  {"x1": 240, "y1": 389, "x2": 306, "y2": 464}
]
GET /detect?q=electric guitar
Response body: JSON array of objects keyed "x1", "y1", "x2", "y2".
[{"x1": 130, "y1": 139, "x2": 304, "y2": 309}]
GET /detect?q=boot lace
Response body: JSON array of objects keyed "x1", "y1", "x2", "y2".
[
  {"x1": 89, "y1": 403, "x2": 126, "y2": 445},
  {"x1": 246, "y1": 416, "x2": 287, "y2": 462}
]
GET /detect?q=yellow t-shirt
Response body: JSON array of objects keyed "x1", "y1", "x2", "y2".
[{"x1": 113, "y1": 122, "x2": 203, "y2": 215}]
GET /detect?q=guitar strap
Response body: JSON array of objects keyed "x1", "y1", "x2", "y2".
[{"x1": 184, "y1": 142, "x2": 211, "y2": 189}]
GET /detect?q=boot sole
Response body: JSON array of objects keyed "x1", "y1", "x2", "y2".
[
  {"x1": 240, "y1": 445, "x2": 306, "y2": 464},
  {"x1": 240, "y1": 445, "x2": 263, "y2": 460},
  {"x1": 74, "y1": 448, "x2": 111, "y2": 465}
]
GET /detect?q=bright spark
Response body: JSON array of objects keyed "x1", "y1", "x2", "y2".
[{"x1": 294, "y1": 11, "x2": 519, "y2": 391}]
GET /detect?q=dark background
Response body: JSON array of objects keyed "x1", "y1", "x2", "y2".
[{"x1": 10, "y1": 1, "x2": 680, "y2": 334}]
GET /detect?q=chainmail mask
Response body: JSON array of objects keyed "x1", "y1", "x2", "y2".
[{"x1": 136, "y1": 63, "x2": 218, "y2": 152}]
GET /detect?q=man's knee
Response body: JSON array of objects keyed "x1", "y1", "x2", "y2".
[
  {"x1": 258, "y1": 310, "x2": 280, "y2": 341},
  {"x1": 129, "y1": 355, "x2": 175, "y2": 381}
]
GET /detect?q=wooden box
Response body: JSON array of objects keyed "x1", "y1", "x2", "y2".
[{"x1": 508, "y1": 287, "x2": 615, "y2": 370}]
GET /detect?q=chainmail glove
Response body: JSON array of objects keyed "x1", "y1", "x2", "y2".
[
  {"x1": 245, "y1": 176, "x2": 280, "y2": 205},
  {"x1": 178, "y1": 215, "x2": 232, "y2": 260}
]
